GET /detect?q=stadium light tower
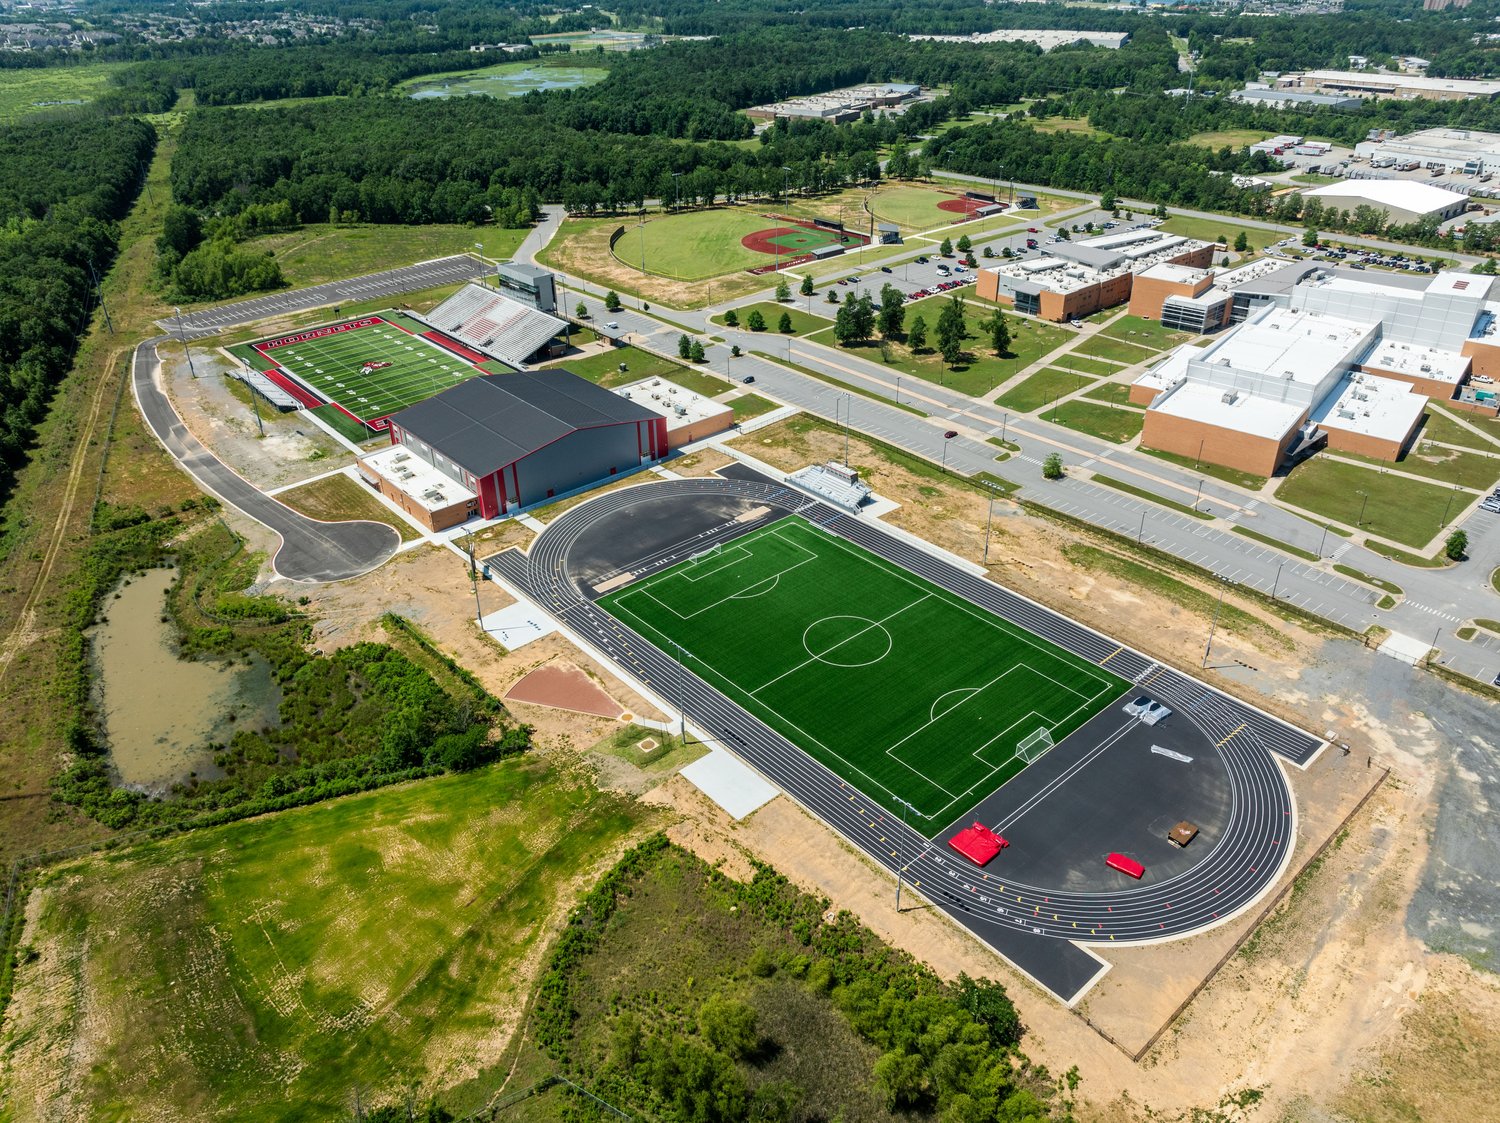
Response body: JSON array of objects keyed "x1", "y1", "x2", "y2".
[
  {"x1": 472, "y1": 243, "x2": 493, "y2": 289},
  {"x1": 671, "y1": 171, "x2": 683, "y2": 213}
]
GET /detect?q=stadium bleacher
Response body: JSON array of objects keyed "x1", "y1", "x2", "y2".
[{"x1": 416, "y1": 283, "x2": 566, "y2": 369}]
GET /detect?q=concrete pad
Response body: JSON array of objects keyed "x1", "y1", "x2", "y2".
[
  {"x1": 1378, "y1": 631, "x2": 1431, "y2": 666},
  {"x1": 679, "y1": 747, "x2": 779, "y2": 820},
  {"x1": 517, "y1": 514, "x2": 547, "y2": 533},
  {"x1": 478, "y1": 600, "x2": 557, "y2": 649}
]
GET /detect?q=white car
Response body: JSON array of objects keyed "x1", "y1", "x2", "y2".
[{"x1": 606, "y1": 321, "x2": 620, "y2": 329}]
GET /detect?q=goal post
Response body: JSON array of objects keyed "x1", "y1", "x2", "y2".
[
  {"x1": 688, "y1": 542, "x2": 723, "y2": 564},
  {"x1": 1016, "y1": 726, "x2": 1054, "y2": 764}
]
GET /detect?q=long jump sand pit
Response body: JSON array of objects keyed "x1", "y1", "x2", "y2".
[{"x1": 506, "y1": 661, "x2": 628, "y2": 719}]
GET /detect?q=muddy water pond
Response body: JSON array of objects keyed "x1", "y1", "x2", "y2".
[{"x1": 89, "y1": 567, "x2": 281, "y2": 791}]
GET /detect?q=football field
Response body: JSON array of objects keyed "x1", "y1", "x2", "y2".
[
  {"x1": 600, "y1": 517, "x2": 1128, "y2": 831},
  {"x1": 252, "y1": 316, "x2": 481, "y2": 428}
]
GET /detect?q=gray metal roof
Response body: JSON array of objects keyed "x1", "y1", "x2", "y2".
[{"x1": 390, "y1": 370, "x2": 657, "y2": 477}]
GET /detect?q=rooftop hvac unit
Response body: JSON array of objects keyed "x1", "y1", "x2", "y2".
[
  {"x1": 1222, "y1": 390, "x2": 1239, "y2": 404},
  {"x1": 1338, "y1": 407, "x2": 1356, "y2": 419},
  {"x1": 674, "y1": 405, "x2": 687, "y2": 417},
  {"x1": 1355, "y1": 391, "x2": 1369, "y2": 401},
  {"x1": 1421, "y1": 363, "x2": 1432, "y2": 372},
  {"x1": 393, "y1": 452, "x2": 410, "y2": 462},
  {"x1": 668, "y1": 387, "x2": 677, "y2": 394}
]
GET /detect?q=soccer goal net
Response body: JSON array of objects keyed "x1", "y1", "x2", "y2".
[
  {"x1": 1016, "y1": 726, "x2": 1054, "y2": 764},
  {"x1": 688, "y1": 542, "x2": 723, "y2": 564}
]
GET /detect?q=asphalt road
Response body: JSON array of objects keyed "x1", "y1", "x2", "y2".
[
  {"x1": 489, "y1": 474, "x2": 1314, "y2": 1003},
  {"x1": 132, "y1": 337, "x2": 399, "y2": 582},
  {"x1": 159, "y1": 255, "x2": 488, "y2": 339}
]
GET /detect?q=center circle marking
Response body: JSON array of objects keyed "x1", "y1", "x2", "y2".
[{"x1": 802, "y1": 615, "x2": 893, "y2": 668}]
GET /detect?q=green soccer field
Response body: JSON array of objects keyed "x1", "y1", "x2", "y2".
[
  {"x1": 254, "y1": 316, "x2": 481, "y2": 427},
  {"x1": 600, "y1": 517, "x2": 1129, "y2": 831}
]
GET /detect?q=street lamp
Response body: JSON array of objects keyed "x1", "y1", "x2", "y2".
[
  {"x1": 982, "y1": 481, "x2": 1003, "y2": 564},
  {"x1": 941, "y1": 430, "x2": 955, "y2": 473},
  {"x1": 1201, "y1": 575, "x2": 1231, "y2": 668},
  {"x1": 1272, "y1": 559, "x2": 1285, "y2": 600},
  {"x1": 1193, "y1": 478, "x2": 1204, "y2": 512},
  {"x1": 671, "y1": 171, "x2": 683, "y2": 213},
  {"x1": 1317, "y1": 522, "x2": 1331, "y2": 558},
  {"x1": 1356, "y1": 489, "x2": 1370, "y2": 528}
]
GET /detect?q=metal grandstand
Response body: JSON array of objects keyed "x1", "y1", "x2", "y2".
[
  {"x1": 787, "y1": 462, "x2": 871, "y2": 512},
  {"x1": 415, "y1": 283, "x2": 566, "y2": 369}
]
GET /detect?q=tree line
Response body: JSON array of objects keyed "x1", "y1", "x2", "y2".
[{"x1": 0, "y1": 114, "x2": 155, "y2": 511}]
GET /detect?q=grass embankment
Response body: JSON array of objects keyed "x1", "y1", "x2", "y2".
[
  {"x1": 276, "y1": 472, "x2": 422, "y2": 541},
  {"x1": 1276, "y1": 458, "x2": 1460, "y2": 549},
  {"x1": 236, "y1": 223, "x2": 528, "y2": 290},
  {"x1": 1333, "y1": 564, "x2": 1404, "y2": 597},
  {"x1": 1159, "y1": 215, "x2": 1280, "y2": 257},
  {"x1": 0, "y1": 759, "x2": 649, "y2": 1121},
  {"x1": 749, "y1": 352, "x2": 928, "y2": 417},
  {"x1": 1142, "y1": 447, "x2": 1268, "y2": 491}
]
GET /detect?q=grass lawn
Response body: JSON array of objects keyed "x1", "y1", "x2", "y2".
[
  {"x1": 1188, "y1": 129, "x2": 1270, "y2": 150},
  {"x1": 1418, "y1": 407, "x2": 1500, "y2": 453},
  {"x1": 1083, "y1": 381, "x2": 1140, "y2": 407},
  {"x1": 545, "y1": 345, "x2": 687, "y2": 388},
  {"x1": 1046, "y1": 399, "x2": 1144, "y2": 444},
  {"x1": 307, "y1": 402, "x2": 377, "y2": 443},
  {"x1": 1073, "y1": 334, "x2": 1162, "y2": 365},
  {"x1": 1429, "y1": 402, "x2": 1500, "y2": 444},
  {"x1": 1141, "y1": 446, "x2": 1268, "y2": 491},
  {"x1": 997, "y1": 367, "x2": 1091, "y2": 414},
  {"x1": 600, "y1": 516, "x2": 1126, "y2": 829},
  {"x1": 1052, "y1": 354, "x2": 1122, "y2": 377},
  {"x1": 1276, "y1": 457, "x2": 1459, "y2": 547},
  {"x1": 276, "y1": 471, "x2": 422, "y2": 540},
  {"x1": 1, "y1": 760, "x2": 648, "y2": 1121},
  {"x1": 717, "y1": 300, "x2": 829, "y2": 335},
  {"x1": 810, "y1": 294, "x2": 1070, "y2": 398},
  {"x1": 1290, "y1": 173, "x2": 1342, "y2": 186},
  {"x1": 238, "y1": 224, "x2": 528, "y2": 289},
  {"x1": 1160, "y1": 215, "x2": 1279, "y2": 255},
  {"x1": 1100, "y1": 315, "x2": 1196, "y2": 351},
  {"x1": 1030, "y1": 116, "x2": 1111, "y2": 139},
  {"x1": 870, "y1": 183, "x2": 983, "y2": 231},
  {"x1": 731, "y1": 392, "x2": 780, "y2": 422},
  {"x1": 1331, "y1": 445, "x2": 1500, "y2": 491},
  {"x1": 622, "y1": 208, "x2": 840, "y2": 281},
  {"x1": 0, "y1": 61, "x2": 132, "y2": 122}
]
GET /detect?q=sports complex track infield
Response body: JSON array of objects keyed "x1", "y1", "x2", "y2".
[
  {"x1": 601, "y1": 517, "x2": 1126, "y2": 830},
  {"x1": 249, "y1": 316, "x2": 484, "y2": 429},
  {"x1": 488, "y1": 475, "x2": 1321, "y2": 1000}
]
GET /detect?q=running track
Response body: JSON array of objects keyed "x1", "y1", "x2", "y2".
[{"x1": 490, "y1": 476, "x2": 1320, "y2": 1002}]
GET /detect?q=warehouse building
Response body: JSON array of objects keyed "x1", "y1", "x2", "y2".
[
  {"x1": 1275, "y1": 70, "x2": 1500, "y2": 101},
  {"x1": 1354, "y1": 127, "x2": 1500, "y2": 176},
  {"x1": 1301, "y1": 180, "x2": 1469, "y2": 225},
  {"x1": 359, "y1": 369, "x2": 666, "y2": 529},
  {"x1": 975, "y1": 228, "x2": 1214, "y2": 322}
]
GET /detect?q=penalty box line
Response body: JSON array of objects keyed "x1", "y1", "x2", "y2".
[{"x1": 620, "y1": 524, "x2": 821, "y2": 622}]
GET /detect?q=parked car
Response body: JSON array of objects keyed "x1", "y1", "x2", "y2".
[
  {"x1": 943, "y1": 430, "x2": 958, "y2": 438},
  {"x1": 1123, "y1": 695, "x2": 1151, "y2": 716},
  {"x1": 915, "y1": 255, "x2": 929, "y2": 264},
  {"x1": 1028, "y1": 227, "x2": 1039, "y2": 233},
  {"x1": 606, "y1": 321, "x2": 620, "y2": 329},
  {"x1": 880, "y1": 265, "x2": 893, "y2": 273},
  {"x1": 1139, "y1": 701, "x2": 1172, "y2": 726},
  {"x1": 742, "y1": 375, "x2": 756, "y2": 385}
]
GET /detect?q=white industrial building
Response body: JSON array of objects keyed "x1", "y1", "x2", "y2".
[
  {"x1": 1275, "y1": 70, "x2": 1500, "y2": 101},
  {"x1": 1301, "y1": 180, "x2": 1469, "y2": 225},
  {"x1": 1354, "y1": 128, "x2": 1500, "y2": 176},
  {"x1": 908, "y1": 29, "x2": 1129, "y2": 50}
]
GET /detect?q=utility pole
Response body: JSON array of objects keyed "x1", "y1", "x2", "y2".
[
  {"x1": 982, "y1": 483, "x2": 998, "y2": 564},
  {"x1": 1272, "y1": 559, "x2": 1285, "y2": 600},
  {"x1": 894, "y1": 796, "x2": 918, "y2": 911},
  {"x1": 464, "y1": 529, "x2": 482, "y2": 624},
  {"x1": 90, "y1": 262, "x2": 113, "y2": 334},
  {"x1": 248, "y1": 380, "x2": 265, "y2": 436},
  {"x1": 1202, "y1": 577, "x2": 1229, "y2": 668},
  {"x1": 175, "y1": 306, "x2": 197, "y2": 379}
]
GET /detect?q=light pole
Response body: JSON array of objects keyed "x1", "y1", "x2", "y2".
[
  {"x1": 472, "y1": 242, "x2": 490, "y2": 288},
  {"x1": 941, "y1": 430, "x2": 954, "y2": 473},
  {"x1": 1193, "y1": 478, "x2": 1204, "y2": 512},
  {"x1": 1137, "y1": 507, "x2": 1147, "y2": 544},
  {"x1": 636, "y1": 211, "x2": 647, "y2": 308},
  {"x1": 1201, "y1": 576, "x2": 1230, "y2": 668},
  {"x1": 463, "y1": 529, "x2": 482, "y2": 624},
  {"x1": 982, "y1": 482, "x2": 1001, "y2": 563},
  {"x1": 840, "y1": 392, "x2": 851, "y2": 465},
  {"x1": 1194, "y1": 437, "x2": 1204, "y2": 470},
  {"x1": 1318, "y1": 522, "x2": 1331, "y2": 558},
  {"x1": 893, "y1": 795, "x2": 918, "y2": 911},
  {"x1": 672, "y1": 171, "x2": 683, "y2": 213},
  {"x1": 1272, "y1": 559, "x2": 1285, "y2": 600},
  {"x1": 1441, "y1": 487, "x2": 1458, "y2": 527},
  {"x1": 1356, "y1": 490, "x2": 1370, "y2": 529},
  {"x1": 175, "y1": 307, "x2": 198, "y2": 380}
]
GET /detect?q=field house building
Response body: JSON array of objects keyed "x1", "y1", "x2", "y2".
[
  {"x1": 975, "y1": 228, "x2": 1214, "y2": 322},
  {"x1": 1301, "y1": 180, "x2": 1469, "y2": 226},
  {"x1": 1130, "y1": 269, "x2": 1500, "y2": 476},
  {"x1": 358, "y1": 369, "x2": 667, "y2": 530}
]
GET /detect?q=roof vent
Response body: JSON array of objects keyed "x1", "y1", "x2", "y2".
[{"x1": 1221, "y1": 390, "x2": 1239, "y2": 405}]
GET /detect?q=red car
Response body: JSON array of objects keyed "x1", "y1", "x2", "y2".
[{"x1": 1028, "y1": 227, "x2": 1040, "y2": 233}]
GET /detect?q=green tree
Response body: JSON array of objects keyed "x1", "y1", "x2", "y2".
[
  {"x1": 878, "y1": 283, "x2": 906, "y2": 338},
  {"x1": 939, "y1": 236, "x2": 954, "y2": 257},
  {"x1": 723, "y1": 308, "x2": 739, "y2": 327},
  {"x1": 851, "y1": 292, "x2": 876, "y2": 341},
  {"x1": 833, "y1": 300, "x2": 859, "y2": 346},
  {"x1": 746, "y1": 309, "x2": 766, "y2": 331},
  {"x1": 1445, "y1": 528, "x2": 1469, "y2": 560},
  {"x1": 730, "y1": 344, "x2": 741, "y2": 357},
  {"x1": 936, "y1": 295, "x2": 967, "y2": 366},
  {"x1": 689, "y1": 339, "x2": 706, "y2": 362},
  {"x1": 157, "y1": 204, "x2": 203, "y2": 259},
  {"x1": 699, "y1": 996, "x2": 759, "y2": 1059},
  {"x1": 827, "y1": 289, "x2": 840, "y2": 303},
  {"x1": 1101, "y1": 189, "x2": 1117, "y2": 212},
  {"x1": 778, "y1": 310, "x2": 793, "y2": 333},
  {"x1": 956, "y1": 234, "x2": 972, "y2": 253},
  {"x1": 1303, "y1": 227, "x2": 1320, "y2": 247},
  {"x1": 604, "y1": 289, "x2": 621, "y2": 312},
  {"x1": 775, "y1": 277, "x2": 791, "y2": 302},
  {"x1": 1042, "y1": 452, "x2": 1064, "y2": 480},
  {"x1": 908, "y1": 315, "x2": 928, "y2": 352},
  {"x1": 800, "y1": 274, "x2": 814, "y2": 296},
  {"x1": 576, "y1": 301, "x2": 588, "y2": 319},
  {"x1": 874, "y1": 1050, "x2": 929, "y2": 1110},
  {"x1": 678, "y1": 333, "x2": 692, "y2": 359},
  {"x1": 964, "y1": 251, "x2": 977, "y2": 267},
  {"x1": 954, "y1": 974, "x2": 1022, "y2": 1048},
  {"x1": 1234, "y1": 231, "x2": 1250, "y2": 253},
  {"x1": 986, "y1": 309, "x2": 1010, "y2": 357}
]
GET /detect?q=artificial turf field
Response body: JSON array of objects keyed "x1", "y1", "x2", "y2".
[
  {"x1": 601, "y1": 517, "x2": 1129, "y2": 831},
  {"x1": 252, "y1": 315, "x2": 482, "y2": 428}
]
